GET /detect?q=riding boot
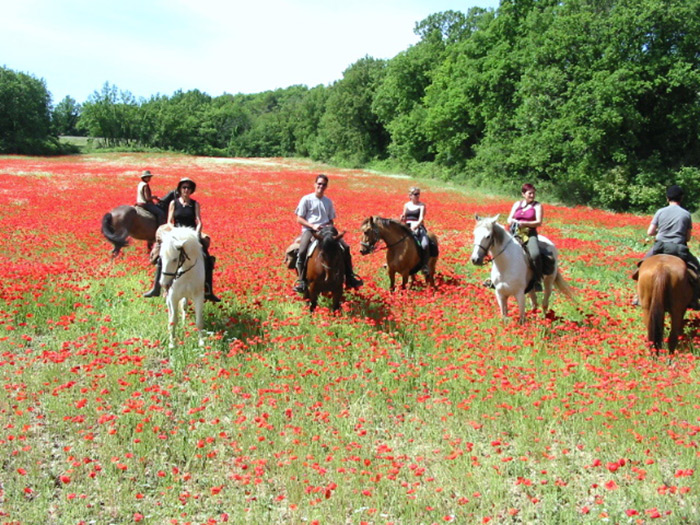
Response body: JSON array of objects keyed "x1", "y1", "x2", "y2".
[
  {"x1": 689, "y1": 274, "x2": 700, "y2": 310},
  {"x1": 204, "y1": 255, "x2": 221, "y2": 303},
  {"x1": 345, "y1": 267, "x2": 364, "y2": 289},
  {"x1": 143, "y1": 259, "x2": 162, "y2": 298},
  {"x1": 294, "y1": 259, "x2": 307, "y2": 293}
]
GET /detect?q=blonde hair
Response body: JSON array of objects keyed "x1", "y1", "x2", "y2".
[{"x1": 409, "y1": 187, "x2": 420, "y2": 196}]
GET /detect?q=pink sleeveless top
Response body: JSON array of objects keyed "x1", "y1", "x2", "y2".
[{"x1": 513, "y1": 201, "x2": 537, "y2": 222}]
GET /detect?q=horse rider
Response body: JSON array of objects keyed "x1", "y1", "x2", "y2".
[
  {"x1": 293, "y1": 174, "x2": 363, "y2": 293},
  {"x1": 144, "y1": 177, "x2": 221, "y2": 302},
  {"x1": 633, "y1": 184, "x2": 700, "y2": 309},
  {"x1": 136, "y1": 170, "x2": 166, "y2": 225},
  {"x1": 507, "y1": 183, "x2": 543, "y2": 291},
  {"x1": 400, "y1": 186, "x2": 429, "y2": 273}
]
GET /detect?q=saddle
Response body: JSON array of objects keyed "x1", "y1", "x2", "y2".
[
  {"x1": 284, "y1": 237, "x2": 327, "y2": 270},
  {"x1": 408, "y1": 231, "x2": 439, "y2": 275}
]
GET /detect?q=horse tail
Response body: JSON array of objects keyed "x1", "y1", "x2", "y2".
[
  {"x1": 648, "y1": 268, "x2": 668, "y2": 349},
  {"x1": 101, "y1": 212, "x2": 129, "y2": 250},
  {"x1": 554, "y1": 271, "x2": 577, "y2": 303}
]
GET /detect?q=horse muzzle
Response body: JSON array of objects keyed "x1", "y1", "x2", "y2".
[{"x1": 359, "y1": 242, "x2": 374, "y2": 255}]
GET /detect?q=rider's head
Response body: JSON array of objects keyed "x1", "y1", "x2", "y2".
[
  {"x1": 521, "y1": 183, "x2": 536, "y2": 195},
  {"x1": 315, "y1": 174, "x2": 329, "y2": 196},
  {"x1": 666, "y1": 185, "x2": 683, "y2": 203},
  {"x1": 177, "y1": 177, "x2": 197, "y2": 195},
  {"x1": 141, "y1": 170, "x2": 153, "y2": 181}
]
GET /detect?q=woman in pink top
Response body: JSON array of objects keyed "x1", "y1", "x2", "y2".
[{"x1": 507, "y1": 183, "x2": 543, "y2": 290}]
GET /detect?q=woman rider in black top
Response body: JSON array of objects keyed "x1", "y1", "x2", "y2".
[{"x1": 144, "y1": 177, "x2": 220, "y2": 302}]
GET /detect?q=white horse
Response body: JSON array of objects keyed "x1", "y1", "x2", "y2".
[
  {"x1": 159, "y1": 227, "x2": 206, "y2": 348},
  {"x1": 470, "y1": 214, "x2": 575, "y2": 323}
]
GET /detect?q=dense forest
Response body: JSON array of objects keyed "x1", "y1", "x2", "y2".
[{"x1": 2, "y1": 0, "x2": 700, "y2": 212}]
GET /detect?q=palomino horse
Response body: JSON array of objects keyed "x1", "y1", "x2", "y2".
[
  {"x1": 159, "y1": 227, "x2": 206, "y2": 348},
  {"x1": 359, "y1": 216, "x2": 439, "y2": 290},
  {"x1": 305, "y1": 226, "x2": 346, "y2": 312},
  {"x1": 637, "y1": 254, "x2": 692, "y2": 355},
  {"x1": 101, "y1": 190, "x2": 176, "y2": 257},
  {"x1": 471, "y1": 215, "x2": 575, "y2": 323}
]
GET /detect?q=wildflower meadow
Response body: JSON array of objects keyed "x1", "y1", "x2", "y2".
[{"x1": 0, "y1": 153, "x2": 697, "y2": 524}]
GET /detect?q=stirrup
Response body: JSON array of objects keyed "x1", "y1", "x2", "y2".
[
  {"x1": 293, "y1": 279, "x2": 307, "y2": 293},
  {"x1": 482, "y1": 278, "x2": 495, "y2": 289}
]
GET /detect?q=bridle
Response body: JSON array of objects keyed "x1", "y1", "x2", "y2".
[
  {"x1": 162, "y1": 247, "x2": 196, "y2": 282},
  {"x1": 473, "y1": 228, "x2": 512, "y2": 261},
  {"x1": 360, "y1": 220, "x2": 409, "y2": 254}
]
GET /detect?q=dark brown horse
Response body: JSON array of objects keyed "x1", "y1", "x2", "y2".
[
  {"x1": 637, "y1": 254, "x2": 693, "y2": 355},
  {"x1": 304, "y1": 226, "x2": 346, "y2": 312},
  {"x1": 101, "y1": 190, "x2": 176, "y2": 257},
  {"x1": 359, "y1": 216, "x2": 438, "y2": 290},
  {"x1": 101, "y1": 205, "x2": 158, "y2": 257}
]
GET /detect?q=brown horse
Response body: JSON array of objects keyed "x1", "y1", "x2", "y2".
[
  {"x1": 359, "y1": 216, "x2": 438, "y2": 290},
  {"x1": 304, "y1": 226, "x2": 346, "y2": 312},
  {"x1": 101, "y1": 205, "x2": 158, "y2": 257},
  {"x1": 101, "y1": 190, "x2": 176, "y2": 257},
  {"x1": 637, "y1": 254, "x2": 693, "y2": 355}
]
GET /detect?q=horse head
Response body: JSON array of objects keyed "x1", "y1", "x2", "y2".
[
  {"x1": 359, "y1": 216, "x2": 380, "y2": 255},
  {"x1": 159, "y1": 229, "x2": 198, "y2": 290},
  {"x1": 471, "y1": 214, "x2": 501, "y2": 266}
]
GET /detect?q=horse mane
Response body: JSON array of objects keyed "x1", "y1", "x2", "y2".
[
  {"x1": 162, "y1": 227, "x2": 202, "y2": 256},
  {"x1": 375, "y1": 216, "x2": 414, "y2": 236}
]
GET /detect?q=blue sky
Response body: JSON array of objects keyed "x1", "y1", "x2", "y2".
[{"x1": 1, "y1": 0, "x2": 499, "y2": 105}]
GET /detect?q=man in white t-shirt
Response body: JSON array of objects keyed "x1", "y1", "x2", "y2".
[{"x1": 293, "y1": 174, "x2": 363, "y2": 293}]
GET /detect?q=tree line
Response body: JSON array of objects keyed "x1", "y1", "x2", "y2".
[{"x1": 2, "y1": 0, "x2": 700, "y2": 212}]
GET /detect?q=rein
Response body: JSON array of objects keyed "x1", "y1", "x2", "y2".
[
  {"x1": 361, "y1": 220, "x2": 410, "y2": 253},
  {"x1": 162, "y1": 247, "x2": 196, "y2": 281},
  {"x1": 474, "y1": 232, "x2": 513, "y2": 261}
]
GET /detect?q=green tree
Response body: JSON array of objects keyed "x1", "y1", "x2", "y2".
[
  {"x1": 314, "y1": 57, "x2": 389, "y2": 165},
  {"x1": 78, "y1": 83, "x2": 141, "y2": 147},
  {"x1": 0, "y1": 66, "x2": 55, "y2": 154},
  {"x1": 52, "y1": 96, "x2": 82, "y2": 136}
]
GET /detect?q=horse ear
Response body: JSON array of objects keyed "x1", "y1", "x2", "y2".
[
  {"x1": 334, "y1": 231, "x2": 346, "y2": 242},
  {"x1": 490, "y1": 214, "x2": 500, "y2": 224},
  {"x1": 475, "y1": 214, "x2": 481, "y2": 222}
]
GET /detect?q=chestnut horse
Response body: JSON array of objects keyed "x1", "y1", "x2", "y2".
[
  {"x1": 359, "y1": 216, "x2": 438, "y2": 290},
  {"x1": 304, "y1": 226, "x2": 346, "y2": 312},
  {"x1": 101, "y1": 190, "x2": 176, "y2": 257},
  {"x1": 637, "y1": 254, "x2": 692, "y2": 355}
]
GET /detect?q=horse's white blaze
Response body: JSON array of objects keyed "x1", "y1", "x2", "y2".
[
  {"x1": 159, "y1": 227, "x2": 206, "y2": 348},
  {"x1": 472, "y1": 215, "x2": 564, "y2": 324}
]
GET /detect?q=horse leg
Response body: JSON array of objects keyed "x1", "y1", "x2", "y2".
[
  {"x1": 332, "y1": 288, "x2": 342, "y2": 312},
  {"x1": 496, "y1": 291, "x2": 509, "y2": 320},
  {"x1": 167, "y1": 293, "x2": 178, "y2": 349},
  {"x1": 542, "y1": 274, "x2": 554, "y2": 313},
  {"x1": 388, "y1": 269, "x2": 397, "y2": 291},
  {"x1": 194, "y1": 295, "x2": 205, "y2": 347},
  {"x1": 515, "y1": 292, "x2": 527, "y2": 324}
]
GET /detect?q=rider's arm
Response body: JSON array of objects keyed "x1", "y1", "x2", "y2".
[
  {"x1": 507, "y1": 201, "x2": 520, "y2": 225},
  {"x1": 647, "y1": 221, "x2": 658, "y2": 237},
  {"x1": 194, "y1": 202, "x2": 203, "y2": 235},
  {"x1": 297, "y1": 215, "x2": 323, "y2": 231},
  {"x1": 167, "y1": 201, "x2": 175, "y2": 225}
]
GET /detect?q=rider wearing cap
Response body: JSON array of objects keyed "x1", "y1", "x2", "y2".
[
  {"x1": 144, "y1": 177, "x2": 220, "y2": 302},
  {"x1": 136, "y1": 170, "x2": 166, "y2": 225}
]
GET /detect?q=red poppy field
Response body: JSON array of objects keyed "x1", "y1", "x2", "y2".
[{"x1": 0, "y1": 153, "x2": 698, "y2": 524}]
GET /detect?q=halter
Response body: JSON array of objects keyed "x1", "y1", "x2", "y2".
[{"x1": 162, "y1": 247, "x2": 196, "y2": 281}]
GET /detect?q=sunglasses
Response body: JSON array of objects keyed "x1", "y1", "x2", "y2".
[
  {"x1": 181, "y1": 186, "x2": 193, "y2": 191},
  {"x1": 411, "y1": 192, "x2": 420, "y2": 196},
  {"x1": 316, "y1": 182, "x2": 327, "y2": 187}
]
